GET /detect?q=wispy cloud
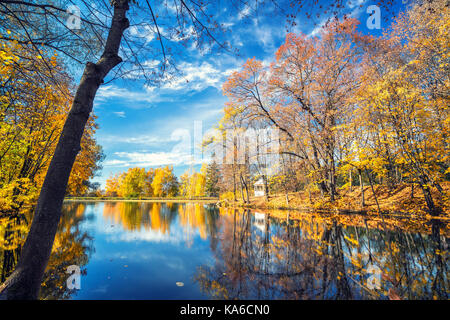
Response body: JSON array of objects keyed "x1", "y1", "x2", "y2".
[
  {"x1": 127, "y1": 25, "x2": 156, "y2": 44},
  {"x1": 96, "y1": 84, "x2": 157, "y2": 106},
  {"x1": 238, "y1": 6, "x2": 251, "y2": 20},
  {"x1": 113, "y1": 111, "x2": 126, "y2": 118},
  {"x1": 104, "y1": 150, "x2": 203, "y2": 168},
  {"x1": 162, "y1": 61, "x2": 233, "y2": 91},
  {"x1": 100, "y1": 134, "x2": 174, "y2": 146},
  {"x1": 96, "y1": 60, "x2": 237, "y2": 108}
]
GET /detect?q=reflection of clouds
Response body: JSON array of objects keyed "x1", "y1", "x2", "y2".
[
  {"x1": 106, "y1": 229, "x2": 184, "y2": 244},
  {"x1": 92, "y1": 284, "x2": 109, "y2": 294},
  {"x1": 91, "y1": 248, "x2": 193, "y2": 273},
  {"x1": 101, "y1": 202, "x2": 210, "y2": 245}
]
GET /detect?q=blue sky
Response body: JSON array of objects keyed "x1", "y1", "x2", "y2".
[{"x1": 90, "y1": 0, "x2": 407, "y2": 188}]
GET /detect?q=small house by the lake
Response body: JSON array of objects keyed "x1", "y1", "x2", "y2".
[{"x1": 254, "y1": 178, "x2": 265, "y2": 197}]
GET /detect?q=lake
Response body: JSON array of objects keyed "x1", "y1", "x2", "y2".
[{"x1": 0, "y1": 201, "x2": 448, "y2": 299}]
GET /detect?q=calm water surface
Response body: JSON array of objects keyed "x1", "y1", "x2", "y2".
[{"x1": 0, "y1": 201, "x2": 448, "y2": 299}]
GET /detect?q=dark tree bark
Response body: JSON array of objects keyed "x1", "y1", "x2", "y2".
[
  {"x1": 0, "y1": 0, "x2": 130, "y2": 300},
  {"x1": 420, "y1": 183, "x2": 440, "y2": 216},
  {"x1": 243, "y1": 177, "x2": 250, "y2": 204},
  {"x1": 239, "y1": 174, "x2": 249, "y2": 204},
  {"x1": 239, "y1": 174, "x2": 245, "y2": 202},
  {"x1": 365, "y1": 168, "x2": 381, "y2": 214}
]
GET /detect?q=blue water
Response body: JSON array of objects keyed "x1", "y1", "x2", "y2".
[
  {"x1": 67, "y1": 202, "x2": 217, "y2": 299},
  {"x1": 1, "y1": 201, "x2": 448, "y2": 299}
]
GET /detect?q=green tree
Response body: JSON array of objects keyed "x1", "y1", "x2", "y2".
[{"x1": 205, "y1": 160, "x2": 221, "y2": 197}]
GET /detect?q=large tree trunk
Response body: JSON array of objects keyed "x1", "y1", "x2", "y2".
[
  {"x1": 239, "y1": 175, "x2": 245, "y2": 203},
  {"x1": 0, "y1": 1, "x2": 130, "y2": 300},
  {"x1": 420, "y1": 183, "x2": 440, "y2": 216},
  {"x1": 243, "y1": 177, "x2": 250, "y2": 204},
  {"x1": 365, "y1": 168, "x2": 381, "y2": 214}
]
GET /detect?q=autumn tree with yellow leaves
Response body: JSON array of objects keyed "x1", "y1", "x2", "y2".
[
  {"x1": 216, "y1": 1, "x2": 449, "y2": 215},
  {"x1": 179, "y1": 164, "x2": 208, "y2": 198},
  {"x1": 105, "y1": 166, "x2": 178, "y2": 198},
  {"x1": 0, "y1": 41, "x2": 103, "y2": 212},
  {"x1": 343, "y1": 0, "x2": 449, "y2": 214}
]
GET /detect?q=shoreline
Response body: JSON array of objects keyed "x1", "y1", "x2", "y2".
[
  {"x1": 218, "y1": 183, "x2": 450, "y2": 218},
  {"x1": 64, "y1": 197, "x2": 219, "y2": 204},
  {"x1": 64, "y1": 183, "x2": 449, "y2": 217}
]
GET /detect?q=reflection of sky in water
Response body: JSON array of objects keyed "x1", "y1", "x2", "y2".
[
  {"x1": 70, "y1": 202, "x2": 216, "y2": 300},
  {"x1": 43, "y1": 201, "x2": 448, "y2": 300}
]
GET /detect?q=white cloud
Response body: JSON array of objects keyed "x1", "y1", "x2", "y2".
[
  {"x1": 95, "y1": 84, "x2": 163, "y2": 108},
  {"x1": 221, "y1": 22, "x2": 234, "y2": 28},
  {"x1": 103, "y1": 159, "x2": 130, "y2": 167},
  {"x1": 113, "y1": 229, "x2": 183, "y2": 243},
  {"x1": 347, "y1": 0, "x2": 366, "y2": 9},
  {"x1": 128, "y1": 25, "x2": 156, "y2": 43},
  {"x1": 308, "y1": 19, "x2": 328, "y2": 37},
  {"x1": 106, "y1": 151, "x2": 199, "y2": 168},
  {"x1": 97, "y1": 85, "x2": 154, "y2": 103},
  {"x1": 113, "y1": 111, "x2": 126, "y2": 118},
  {"x1": 238, "y1": 6, "x2": 251, "y2": 20},
  {"x1": 162, "y1": 61, "x2": 234, "y2": 91},
  {"x1": 254, "y1": 26, "x2": 277, "y2": 51},
  {"x1": 100, "y1": 134, "x2": 174, "y2": 146},
  {"x1": 96, "y1": 60, "x2": 238, "y2": 106}
]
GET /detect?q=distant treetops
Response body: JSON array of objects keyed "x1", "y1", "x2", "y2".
[{"x1": 104, "y1": 162, "x2": 221, "y2": 198}]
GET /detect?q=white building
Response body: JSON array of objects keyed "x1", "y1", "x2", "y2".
[
  {"x1": 254, "y1": 212, "x2": 266, "y2": 233},
  {"x1": 254, "y1": 178, "x2": 265, "y2": 197}
]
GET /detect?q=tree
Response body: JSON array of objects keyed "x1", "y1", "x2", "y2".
[
  {"x1": 205, "y1": 160, "x2": 221, "y2": 197},
  {"x1": 105, "y1": 173, "x2": 120, "y2": 197},
  {"x1": 151, "y1": 166, "x2": 178, "y2": 197},
  {"x1": 118, "y1": 167, "x2": 147, "y2": 198},
  {"x1": 178, "y1": 165, "x2": 206, "y2": 198},
  {"x1": 220, "y1": 19, "x2": 366, "y2": 201},
  {"x1": 0, "y1": 0, "x2": 443, "y2": 300},
  {"x1": 0, "y1": 0, "x2": 132, "y2": 299},
  {"x1": 0, "y1": 41, "x2": 103, "y2": 211},
  {"x1": 348, "y1": 0, "x2": 449, "y2": 214},
  {"x1": 269, "y1": 19, "x2": 366, "y2": 201},
  {"x1": 214, "y1": 1, "x2": 448, "y2": 215},
  {"x1": 0, "y1": 0, "x2": 236, "y2": 299}
]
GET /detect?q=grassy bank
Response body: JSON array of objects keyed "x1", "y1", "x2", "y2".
[{"x1": 224, "y1": 182, "x2": 450, "y2": 218}]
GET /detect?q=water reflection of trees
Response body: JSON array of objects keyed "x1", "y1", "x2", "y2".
[
  {"x1": 0, "y1": 203, "x2": 94, "y2": 300},
  {"x1": 0, "y1": 214, "x2": 28, "y2": 284},
  {"x1": 194, "y1": 208, "x2": 448, "y2": 300},
  {"x1": 2, "y1": 203, "x2": 447, "y2": 300},
  {"x1": 102, "y1": 202, "x2": 219, "y2": 245}
]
